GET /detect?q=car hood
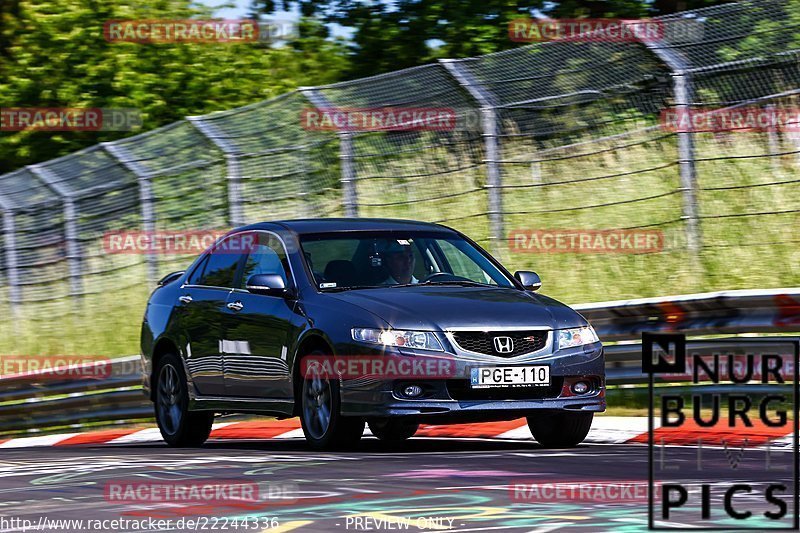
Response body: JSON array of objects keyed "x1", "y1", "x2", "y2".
[{"x1": 326, "y1": 286, "x2": 588, "y2": 330}]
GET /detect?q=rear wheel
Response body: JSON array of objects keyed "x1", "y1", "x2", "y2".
[
  {"x1": 527, "y1": 412, "x2": 593, "y2": 448},
  {"x1": 299, "y1": 353, "x2": 364, "y2": 450},
  {"x1": 154, "y1": 353, "x2": 214, "y2": 447},
  {"x1": 368, "y1": 419, "x2": 419, "y2": 443}
]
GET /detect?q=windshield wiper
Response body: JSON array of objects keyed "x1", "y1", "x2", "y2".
[
  {"x1": 389, "y1": 280, "x2": 494, "y2": 288},
  {"x1": 424, "y1": 280, "x2": 494, "y2": 287},
  {"x1": 320, "y1": 285, "x2": 385, "y2": 292},
  {"x1": 324, "y1": 280, "x2": 496, "y2": 291}
]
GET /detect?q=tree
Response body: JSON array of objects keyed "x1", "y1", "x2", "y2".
[
  {"x1": 0, "y1": 0, "x2": 350, "y2": 173},
  {"x1": 249, "y1": 0, "x2": 733, "y2": 78}
]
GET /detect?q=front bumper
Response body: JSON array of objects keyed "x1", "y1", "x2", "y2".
[{"x1": 339, "y1": 342, "x2": 605, "y2": 422}]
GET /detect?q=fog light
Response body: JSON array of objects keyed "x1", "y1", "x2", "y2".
[
  {"x1": 571, "y1": 381, "x2": 590, "y2": 395},
  {"x1": 403, "y1": 384, "x2": 424, "y2": 398}
]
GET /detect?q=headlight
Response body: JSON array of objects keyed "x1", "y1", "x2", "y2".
[
  {"x1": 351, "y1": 328, "x2": 443, "y2": 351},
  {"x1": 557, "y1": 326, "x2": 599, "y2": 350}
]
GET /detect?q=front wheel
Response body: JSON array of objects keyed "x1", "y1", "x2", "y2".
[
  {"x1": 154, "y1": 353, "x2": 214, "y2": 447},
  {"x1": 300, "y1": 355, "x2": 364, "y2": 450},
  {"x1": 527, "y1": 412, "x2": 593, "y2": 448},
  {"x1": 368, "y1": 419, "x2": 419, "y2": 443}
]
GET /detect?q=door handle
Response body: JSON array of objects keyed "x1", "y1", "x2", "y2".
[
  {"x1": 227, "y1": 301, "x2": 244, "y2": 311},
  {"x1": 178, "y1": 295, "x2": 193, "y2": 304}
]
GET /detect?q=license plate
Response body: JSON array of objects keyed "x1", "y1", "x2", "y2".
[{"x1": 470, "y1": 365, "x2": 550, "y2": 388}]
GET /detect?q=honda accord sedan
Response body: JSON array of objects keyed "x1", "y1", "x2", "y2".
[{"x1": 141, "y1": 219, "x2": 605, "y2": 449}]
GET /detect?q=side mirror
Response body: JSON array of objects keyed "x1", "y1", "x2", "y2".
[
  {"x1": 246, "y1": 274, "x2": 288, "y2": 297},
  {"x1": 514, "y1": 271, "x2": 542, "y2": 291}
]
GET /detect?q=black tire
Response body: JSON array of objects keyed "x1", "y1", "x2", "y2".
[
  {"x1": 299, "y1": 352, "x2": 364, "y2": 450},
  {"x1": 154, "y1": 353, "x2": 214, "y2": 447},
  {"x1": 527, "y1": 412, "x2": 593, "y2": 448},
  {"x1": 368, "y1": 419, "x2": 419, "y2": 443}
]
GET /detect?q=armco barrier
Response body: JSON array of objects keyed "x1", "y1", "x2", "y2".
[
  {"x1": 576, "y1": 288, "x2": 800, "y2": 341},
  {"x1": 1, "y1": 289, "x2": 798, "y2": 435},
  {"x1": 0, "y1": 356, "x2": 148, "y2": 434}
]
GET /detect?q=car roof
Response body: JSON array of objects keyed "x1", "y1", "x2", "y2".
[{"x1": 241, "y1": 218, "x2": 458, "y2": 235}]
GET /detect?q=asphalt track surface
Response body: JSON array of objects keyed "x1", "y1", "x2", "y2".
[{"x1": 0, "y1": 434, "x2": 796, "y2": 533}]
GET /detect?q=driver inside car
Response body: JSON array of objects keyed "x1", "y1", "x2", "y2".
[{"x1": 381, "y1": 241, "x2": 418, "y2": 285}]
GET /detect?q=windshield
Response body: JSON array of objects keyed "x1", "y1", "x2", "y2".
[{"x1": 300, "y1": 231, "x2": 515, "y2": 291}]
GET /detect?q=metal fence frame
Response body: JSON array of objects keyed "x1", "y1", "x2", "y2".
[
  {"x1": 0, "y1": 58, "x2": 699, "y2": 313},
  {"x1": 1, "y1": 0, "x2": 799, "y2": 316}
]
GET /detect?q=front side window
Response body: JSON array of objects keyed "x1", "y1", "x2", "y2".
[
  {"x1": 300, "y1": 231, "x2": 514, "y2": 291},
  {"x1": 238, "y1": 233, "x2": 291, "y2": 288},
  {"x1": 186, "y1": 254, "x2": 210, "y2": 285},
  {"x1": 193, "y1": 237, "x2": 244, "y2": 288}
]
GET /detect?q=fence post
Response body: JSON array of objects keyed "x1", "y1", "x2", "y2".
[
  {"x1": 300, "y1": 87, "x2": 359, "y2": 217},
  {"x1": 338, "y1": 132, "x2": 358, "y2": 217},
  {"x1": 439, "y1": 59, "x2": 505, "y2": 256},
  {"x1": 187, "y1": 117, "x2": 245, "y2": 226},
  {"x1": 637, "y1": 40, "x2": 702, "y2": 254},
  {"x1": 765, "y1": 104, "x2": 783, "y2": 175},
  {"x1": 28, "y1": 165, "x2": 83, "y2": 299},
  {"x1": 1, "y1": 202, "x2": 20, "y2": 317},
  {"x1": 103, "y1": 142, "x2": 159, "y2": 285}
]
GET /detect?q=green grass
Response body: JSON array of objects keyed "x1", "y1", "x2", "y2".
[{"x1": 1, "y1": 124, "x2": 798, "y2": 358}]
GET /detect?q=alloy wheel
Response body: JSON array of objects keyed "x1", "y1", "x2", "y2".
[
  {"x1": 302, "y1": 363, "x2": 332, "y2": 440},
  {"x1": 157, "y1": 364, "x2": 182, "y2": 436}
]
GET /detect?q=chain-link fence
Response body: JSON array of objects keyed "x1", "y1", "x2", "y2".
[{"x1": 1, "y1": 0, "x2": 799, "y2": 355}]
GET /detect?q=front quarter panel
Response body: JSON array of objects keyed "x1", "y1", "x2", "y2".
[
  {"x1": 531, "y1": 292, "x2": 592, "y2": 329},
  {"x1": 140, "y1": 277, "x2": 185, "y2": 396},
  {"x1": 292, "y1": 293, "x2": 390, "y2": 360}
]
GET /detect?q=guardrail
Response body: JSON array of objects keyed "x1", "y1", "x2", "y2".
[
  {"x1": 576, "y1": 288, "x2": 800, "y2": 341},
  {"x1": 1, "y1": 289, "x2": 799, "y2": 435},
  {"x1": 0, "y1": 356, "x2": 148, "y2": 434}
]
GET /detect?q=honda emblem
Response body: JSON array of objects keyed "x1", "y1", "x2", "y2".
[{"x1": 493, "y1": 336, "x2": 514, "y2": 354}]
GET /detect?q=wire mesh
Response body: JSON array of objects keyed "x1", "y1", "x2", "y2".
[
  {"x1": 192, "y1": 92, "x2": 344, "y2": 222},
  {"x1": 110, "y1": 120, "x2": 230, "y2": 278},
  {"x1": 315, "y1": 64, "x2": 487, "y2": 238},
  {"x1": 0, "y1": 0, "x2": 798, "y2": 354}
]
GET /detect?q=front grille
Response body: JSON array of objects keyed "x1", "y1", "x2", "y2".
[
  {"x1": 451, "y1": 330, "x2": 548, "y2": 357},
  {"x1": 446, "y1": 377, "x2": 563, "y2": 401}
]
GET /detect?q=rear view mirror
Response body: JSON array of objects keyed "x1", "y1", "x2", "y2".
[
  {"x1": 514, "y1": 271, "x2": 542, "y2": 291},
  {"x1": 246, "y1": 274, "x2": 288, "y2": 296}
]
